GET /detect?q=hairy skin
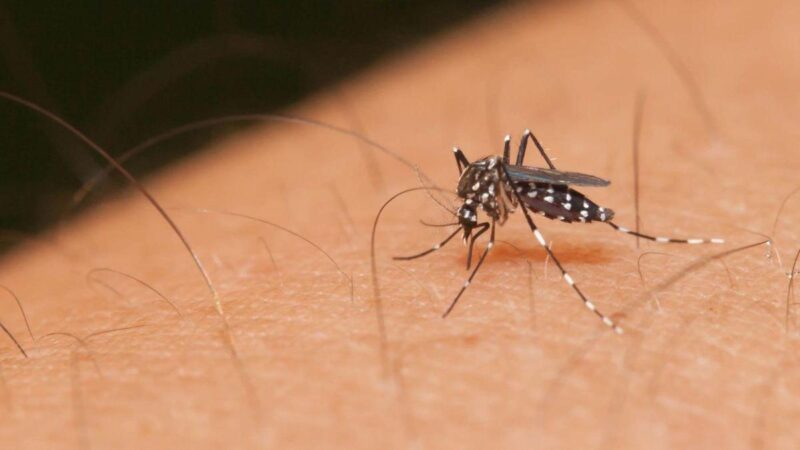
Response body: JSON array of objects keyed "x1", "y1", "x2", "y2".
[{"x1": 1, "y1": 0, "x2": 800, "y2": 449}]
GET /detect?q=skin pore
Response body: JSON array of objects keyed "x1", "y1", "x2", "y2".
[{"x1": 1, "y1": 0, "x2": 800, "y2": 449}]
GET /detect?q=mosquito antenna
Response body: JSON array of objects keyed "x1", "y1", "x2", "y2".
[{"x1": 0, "y1": 92, "x2": 221, "y2": 315}]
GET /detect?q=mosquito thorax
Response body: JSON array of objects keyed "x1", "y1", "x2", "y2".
[{"x1": 456, "y1": 155, "x2": 515, "y2": 223}]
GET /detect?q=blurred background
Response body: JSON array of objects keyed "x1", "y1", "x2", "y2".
[{"x1": 0, "y1": 0, "x2": 509, "y2": 244}]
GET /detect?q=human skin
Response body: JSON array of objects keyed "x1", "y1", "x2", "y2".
[{"x1": 1, "y1": 0, "x2": 800, "y2": 449}]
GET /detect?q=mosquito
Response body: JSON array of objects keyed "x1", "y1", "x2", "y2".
[{"x1": 394, "y1": 130, "x2": 724, "y2": 334}]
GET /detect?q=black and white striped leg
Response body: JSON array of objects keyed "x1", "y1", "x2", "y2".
[
  {"x1": 502, "y1": 134, "x2": 512, "y2": 164},
  {"x1": 519, "y1": 201, "x2": 623, "y2": 334},
  {"x1": 453, "y1": 147, "x2": 470, "y2": 175},
  {"x1": 498, "y1": 163, "x2": 622, "y2": 333},
  {"x1": 607, "y1": 221, "x2": 725, "y2": 245},
  {"x1": 517, "y1": 129, "x2": 557, "y2": 169},
  {"x1": 393, "y1": 226, "x2": 462, "y2": 261},
  {"x1": 465, "y1": 222, "x2": 490, "y2": 270},
  {"x1": 442, "y1": 220, "x2": 496, "y2": 318}
]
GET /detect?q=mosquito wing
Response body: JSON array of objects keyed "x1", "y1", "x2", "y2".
[{"x1": 505, "y1": 164, "x2": 610, "y2": 187}]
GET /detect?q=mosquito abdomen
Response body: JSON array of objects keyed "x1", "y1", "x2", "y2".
[{"x1": 516, "y1": 183, "x2": 613, "y2": 223}]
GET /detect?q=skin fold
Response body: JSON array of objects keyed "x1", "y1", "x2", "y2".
[{"x1": 0, "y1": 0, "x2": 799, "y2": 448}]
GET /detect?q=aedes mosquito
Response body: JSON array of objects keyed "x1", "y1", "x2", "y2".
[{"x1": 394, "y1": 130, "x2": 724, "y2": 333}]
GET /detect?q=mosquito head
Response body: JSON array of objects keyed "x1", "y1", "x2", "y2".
[{"x1": 457, "y1": 201, "x2": 479, "y2": 239}]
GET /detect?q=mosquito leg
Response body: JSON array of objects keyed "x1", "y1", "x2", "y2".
[
  {"x1": 465, "y1": 222, "x2": 490, "y2": 270},
  {"x1": 443, "y1": 221, "x2": 496, "y2": 318},
  {"x1": 502, "y1": 161, "x2": 623, "y2": 332},
  {"x1": 516, "y1": 130, "x2": 529, "y2": 166},
  {"x1": 502, "y1": 134, "x2": 511, "y2": 164},
  {"x1": 419, "y1": 219, "x2": 460, "y2": 228},
  {"x1": 523, "y1": 209, "x2": 623, "y2": 333},
  {"x1": 393, "y1": 226, "x2": 462, "y2": 261},
  {"x1": 607, "y1": 221, "x2": 725, "y2": 244},
  {"x1": 453, "y1": 147, "x2": 470, "y2": 175},
  {"x1": 518, "y1": 129, "x2": 557, "y2": 169}
]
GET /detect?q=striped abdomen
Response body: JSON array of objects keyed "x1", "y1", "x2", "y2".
[{"x1": 515, "y1": 182, "x2": 614, "y2": 223}]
